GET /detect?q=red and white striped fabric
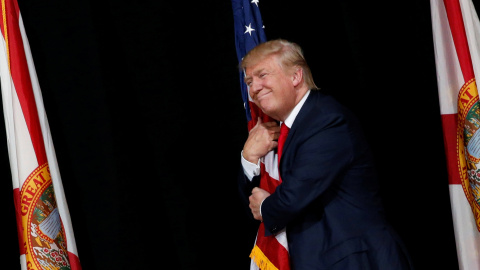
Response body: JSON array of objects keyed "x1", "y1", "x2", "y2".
[
  {"x1": 0, "y1": 0, "x2": 81, "y2": 269},
  {"x1": 231, "y1": 0, "x2": 291, "y2": 267},
  {"x1": 247, "y1": 99, "x2": 290, "y2": 270},
  {"x1": 431, "y1": 0, "x2": 480, "y2": 268}
]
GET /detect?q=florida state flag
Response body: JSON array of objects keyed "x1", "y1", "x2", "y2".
[
  {"x1": 0, "y1": 0, "x2": 81, "y2": 269},
  {"x1": 431, "y1": 0, "x2": 480, "y2": 268}
]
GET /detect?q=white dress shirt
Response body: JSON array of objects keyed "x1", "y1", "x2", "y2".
[{"x1": 241, "y1": 90, "x2": 311, "y2": 180}]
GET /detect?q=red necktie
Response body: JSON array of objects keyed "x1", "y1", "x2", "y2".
[{"x1": 277, "y1": 123, "x2": 290, "y2": 168}]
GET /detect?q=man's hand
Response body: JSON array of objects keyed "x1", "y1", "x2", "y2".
[
  {"x1": 242, "y1": 117, "x2": 280, "y2": 164},
  {"x1": 249, "y1": 187, "x2": 271, "y2": 221}
]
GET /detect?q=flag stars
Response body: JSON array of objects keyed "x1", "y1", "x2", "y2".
[
  {"x1": 251, "y1": 0, "x2": 259, "y2": 7},
  {"x1": 245, "y1": 23, "x2": 255, "y2": 36}
]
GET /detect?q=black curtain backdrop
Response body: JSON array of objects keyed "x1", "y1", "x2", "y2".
[{"x1": 1, "y1": 0, "x2": 461, "y2": 269}]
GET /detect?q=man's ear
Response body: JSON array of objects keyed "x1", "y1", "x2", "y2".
[{"x1": 292, "y1": 67, "x2": 303, "y2": 87}]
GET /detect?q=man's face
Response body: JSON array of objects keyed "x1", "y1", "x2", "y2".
[{"x1": 244, "y1": 55, "x2": 297, "y2": 121}]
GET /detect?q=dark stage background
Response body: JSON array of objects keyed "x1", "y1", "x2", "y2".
[{"x1": 1, "y1": 0, "x2": 462, "y2": 269}]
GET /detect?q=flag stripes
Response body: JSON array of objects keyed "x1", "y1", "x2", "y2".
[
  {"x1": 231, "y1": 0, "x2": 290, "y2": 269},
  {"x1": 431, "y1": 0, "x2": 480, "y2": 268},
  {"x1": 0, "y1": 0, "x2": 81, "y2": 269}
]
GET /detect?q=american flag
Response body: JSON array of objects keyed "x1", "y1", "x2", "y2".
[
  {"x1": 232, "y1": 0, "x2": 266, "y2": 126},
  {"x1": 231, "y1": 0, "x2": 291, "y2": 269}
]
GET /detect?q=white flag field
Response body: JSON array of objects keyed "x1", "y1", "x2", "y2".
[
  {"x1": 0, "y1": 0, "x2": 81, "y2": 269},
  {"x1": 431, "y1": 0, "x2": 480, "y2": 268}
]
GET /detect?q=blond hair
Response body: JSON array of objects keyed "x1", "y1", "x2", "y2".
[{"x1": 241, "y1": 39, "x2": 319, "y2": 90}]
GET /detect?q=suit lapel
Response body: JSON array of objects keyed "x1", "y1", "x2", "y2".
[{"x1": 280, "y1": 90, "x2": 318, "y2": 166}]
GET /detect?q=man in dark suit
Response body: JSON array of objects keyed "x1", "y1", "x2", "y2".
[{"x1": 239, "y1": 39, "x2": 413, "y2": 269}]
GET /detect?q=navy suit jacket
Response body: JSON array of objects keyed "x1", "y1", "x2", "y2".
[{"x1": 239, "y1": 90, "x2": 413, "y2": 269}]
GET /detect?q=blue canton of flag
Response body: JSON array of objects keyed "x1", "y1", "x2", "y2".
[{"x1": 232, "y1": 0, "x2": 267, "y2": 122}]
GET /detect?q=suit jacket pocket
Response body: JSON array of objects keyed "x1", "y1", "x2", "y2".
[{"x1": 319, "y1": 237, "x2": 369, "y2": 268}]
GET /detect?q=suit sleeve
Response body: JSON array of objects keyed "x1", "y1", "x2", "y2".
[
  {"x1": 237, "y1": 164, "x2": 260, "y2": 221},
  {"x1": 261, "y1": 111, "x2": 357, "y2": 235}
]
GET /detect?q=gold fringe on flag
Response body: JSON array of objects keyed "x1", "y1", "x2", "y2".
[{"x1": 250, "y1": 245, "x2": 279, "y2": 270}]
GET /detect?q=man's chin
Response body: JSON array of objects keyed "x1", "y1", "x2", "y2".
[
  {"x1": 255, "y1": 100, "x2": 276, "y2": 118},
  {"x1": 259, "y1": 108, "x2": 278, "y2": 120}
]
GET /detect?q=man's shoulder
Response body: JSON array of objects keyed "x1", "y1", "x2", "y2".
[
  {"x1": 306, "y1": 89, "x2": 342, "y2": 110},
  {"x1": 300, "y1": 89, "x2": 359, "y2": 128}
]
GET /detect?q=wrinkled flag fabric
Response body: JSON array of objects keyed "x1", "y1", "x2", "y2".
[{"x1": 0, "y1": 0, "x2": 81, "y2": 269}]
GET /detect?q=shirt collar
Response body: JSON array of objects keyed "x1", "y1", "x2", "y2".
[{"x1": 282, "y1": 90, "x2": 310, "y2": 129}]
